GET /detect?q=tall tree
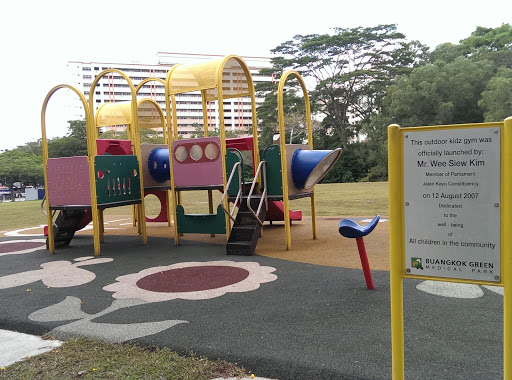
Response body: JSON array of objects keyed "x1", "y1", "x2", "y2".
[
  {"x1": 460, "y1": 24, "x2": 512, "y2": 55},
  {"x1": 458, "y1": 24, "x2": 512, "y2": 69},
  {"x1": 0, "y1": 150, "x2": 44, "y2": 200},
  {"x1": 479, "y1": 67, "x2": 512, "y2": 121},
  {"x1": 373, "y1": 57, "x2": 495, "y2": 128},
  {"x1": 48, "y1": 120, "x2": 88, "y2": 158},
  {"x1": 268, "y1": 24, "x2": 429, "y2": 148},
  {"x1": 255, "y1": 73, "x2": 311, "y2": 149}
]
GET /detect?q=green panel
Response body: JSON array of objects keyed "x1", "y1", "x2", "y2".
[
  {"x1": 225, "y1": 149, "x2": 244, "y2": 197},
  {"x1": 176, "y1": 204, "x2": 227, "y2": 234},
  {"x1": 94, "y1": 155, "x2": 142, "y2": 205},
  {"x1": 261, "y1": 145, "x2": 282, "y2": 196}
]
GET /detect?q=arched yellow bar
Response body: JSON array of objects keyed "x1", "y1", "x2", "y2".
[
  {"x1": 135, "y1": 78, "x2": 168, "y2": 142},
  {"x1": 165, "y1": 55, "x2": 259, "y2": 246},
  {"x1": 88, "y1": 69, "x2": 148, "y2": 251},
  {"x1": 277, "y1": 70, "x2": 315, "y2": 250},
  {"x1": 40, "y1": 85, "x2": 90, "y2": 254}
]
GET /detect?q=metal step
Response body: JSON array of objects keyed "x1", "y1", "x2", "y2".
[
  {"x1": 226, "y1": 194, "x2": 267, "y2": 256},
  {"x1": 234, "y1": 211, "x2": 259, "y2": 226},
  {"x1": 226, "y1": 241, "x2": 253, "y2": 256},
  {"x1": 229, "y1": 225, "x2": 256, "y2": 241}
]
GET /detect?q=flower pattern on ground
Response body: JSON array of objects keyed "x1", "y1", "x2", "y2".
[
  {"x1": 0, "y1": 256, "x2": 113, "y2": 289},
  {"x1": 104, "y1": 260, "x2": 277, "y2": 303},
  {"x1": 417, "y1": 280, "x2": 502, "y2": 298},
  {"x1": 0, "y1": 239, "x2": 46, "y2": 256}
]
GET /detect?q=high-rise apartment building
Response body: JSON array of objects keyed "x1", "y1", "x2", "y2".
[{"x1": 67, "y1": 52, "x2": 274, "y2": 138}]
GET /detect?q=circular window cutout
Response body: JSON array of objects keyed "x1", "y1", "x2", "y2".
[
  {"x1": 204, "y1": 143, "x2": 219, "y2": 160},
  {"x1": 174, "y1": 145, "x2": 187, "y2": 162},
  {"x1": 190, "y1": 144, "x2": 203, "y2": 161}
]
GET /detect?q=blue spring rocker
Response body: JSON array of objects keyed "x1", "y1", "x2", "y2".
[{"x1": 338, "y1": 215, "x2": 380, "y2": 289}]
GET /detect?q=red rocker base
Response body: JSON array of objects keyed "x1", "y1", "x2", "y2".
[{"x1": 338, "y1": 215, "x2": 380, "y2": 290}]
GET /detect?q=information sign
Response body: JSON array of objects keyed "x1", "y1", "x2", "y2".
[{"x1": 403, "y1": 127, "x2": 500, "y2": 282}]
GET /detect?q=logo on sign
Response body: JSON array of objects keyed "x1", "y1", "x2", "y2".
[{"x1": 411, "y1": 257, "x2": 423, "y2": 270}]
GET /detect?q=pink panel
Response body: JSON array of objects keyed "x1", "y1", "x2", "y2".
[
  {"x1": 172, "y1": 137, "x2": 223, "y2": 187},
  {"x1": 47, "y1": 157, "x2": 91, "y2": 206}
]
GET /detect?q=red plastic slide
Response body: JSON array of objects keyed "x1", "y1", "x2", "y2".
[{"x1": 265, "y1": 200, "x2": 302, "y2": 222}]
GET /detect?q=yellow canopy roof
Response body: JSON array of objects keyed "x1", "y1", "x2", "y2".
[
  {"x1": 137, "y1": 99, "x2": 165, "y2": 130},
  {"x1": 95, "y1": 99, "x2": 165, "y2": 130},
  {"x1": 96, "y1": 102, "x2": 132, "y2": 127},
  {"x1": 167, "y1": 56, "x2": 251, "y2": 101}
]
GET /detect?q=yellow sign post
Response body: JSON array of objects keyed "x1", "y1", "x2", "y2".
[{"x1": 388, "y1": 117, "x2": 512, "y2": 379}]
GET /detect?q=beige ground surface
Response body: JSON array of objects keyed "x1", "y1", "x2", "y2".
[
  {"x1": 5, "y1": 215, "x2": 390, "y2": 271},
  {"x1": 77, "y1": 215, "x2": 391, "y2": 271}
]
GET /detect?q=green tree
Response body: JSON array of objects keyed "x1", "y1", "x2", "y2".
[
  {"x1": 321, "y1": 142, "x2": 374, "y2": 183},
  {"x1": 17, "y1": 140, "x2": 43, "y2": 156},
  {"x1": 371, "y1": 57, "x2": 495, "y2": 127},
  {"x1": 0, "y1": 150, "x2": 44, "y2": 200},
  {"x1": 139, "y1": 129, "x2": 164, "y2": 144},
  {"x1": 459, "y1": 24, "x2": 512, "y2": 69},
  {"x1": 478, "y1": 67, "x2": 512, "y2": 121},
  {"x1": 429, "y1": 43, "x2": 464, "y2": 64},
  {"x1": 363, "y1": 25, "x2": 512, "y2": 181},
  {"x1": 460, "y1": 24, "x2": 512, "y2": 55},
  {"x1": 190, "y1": 123, "x2": 242, "y2": 139},
  {"x1": 98, "y1": 128, "x2": 129, "y2": 141},
  {"x1": 255, "y1": 74, "x2": 318, "y2": 150},
  {"x1": 268, "y1": 24, "x2": 429, "y2": 149},
  {"x1": 48, "y1": 120, "x2": 88, "y2": 158}
]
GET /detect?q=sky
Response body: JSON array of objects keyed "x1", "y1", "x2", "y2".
[{"x1": 1, "y1": 0, "x2": 510, "y2": 152}]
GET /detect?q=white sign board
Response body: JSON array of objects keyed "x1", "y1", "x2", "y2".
[{"x1": 403, "y1": 127, "x2": 500, "y2": 282}]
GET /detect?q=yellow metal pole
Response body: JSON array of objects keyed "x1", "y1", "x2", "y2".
[
  {"x1": 42, "y1": 85, "x2": 91, "y2": 254},
  {"x1": 277, "y1": 72, "x2": 291, "y2": 250},
  {"x1": 170, "y1": 94, "x2": 179, "y2": 245},
  {"x1": 503, "y1": 116, "x2": 512, "y2": 379},
  {"x1": 388, "y1": 124, "x2": 405, "y2": 380},
  {"x1": 217, "y1": 58, "x2": 231, "y2": 239},
  {"x1": 249, "y1": 85, "x2": 260, "y2": 173},
  {"x1": 301, "y1": 76, "x2": 316, "y2": 240},
  {"x1": 87, "y1": 103, "x2": 101, "y2": 256},
  {"x1": 129, "y1": 87, "x2": 147, "y2": 245},
  {"x1": 201, "y1": 91, "x2": 209, "y2": 137},
  {"x1": 40, "y1": 88, "x2": 58, "y2": 254},
  {"x1": 165, "y1": 65, "x2": 180, "y2": 246}
]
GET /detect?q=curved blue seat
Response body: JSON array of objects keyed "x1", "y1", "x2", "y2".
[{"x1": 338, "y1": 215, "x2": 380, "y2": 239}]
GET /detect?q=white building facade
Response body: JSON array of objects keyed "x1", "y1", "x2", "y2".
[{"x1": 67, "y1": 52, "x2": 274, "y2": 138}]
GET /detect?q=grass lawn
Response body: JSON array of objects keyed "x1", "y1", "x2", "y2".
[
  {"x1": 0, "y1": 182, "x2": 388, "y2": 379},
  {"x1": 0, "y1": 182, "x2": 388, "y2": 231},
  {"x1": 0, "y1": 339, "x2": 248, "y2": 380}
]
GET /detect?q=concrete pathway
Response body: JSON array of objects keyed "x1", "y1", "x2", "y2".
[{"x1": 0, "y1": 329, "x2": 61, "y2": 368}]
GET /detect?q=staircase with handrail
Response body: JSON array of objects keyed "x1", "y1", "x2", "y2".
[{"x1": 222, "y1": 155, "x2": 268, "y2": 256}]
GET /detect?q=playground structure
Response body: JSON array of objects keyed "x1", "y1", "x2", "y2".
[
  {"x1": 41, "y1": 55, "x2": 342, "y2": 256},
  {"x1": 41, "y1": 70, "x2": 148, "y2": 256}
]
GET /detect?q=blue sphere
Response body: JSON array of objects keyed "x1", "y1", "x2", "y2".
[{"x1": 148, "y1": 148, "x2": 170, "y2": 183}]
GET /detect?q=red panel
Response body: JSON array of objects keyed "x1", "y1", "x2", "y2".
[
  {"x1": 145, "y1": 190, "x2": 168, "y2": 223},
  {"x1": 96, "y1": 139, "x2": 132, "y2": 155}
]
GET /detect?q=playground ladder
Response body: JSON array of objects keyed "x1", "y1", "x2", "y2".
[
  {"x1": 226, "y1": 161, "x2": 268, "y2": 256},
  {"x1": 226, "y1": 194, "x2": 267, "y2": 256}
]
